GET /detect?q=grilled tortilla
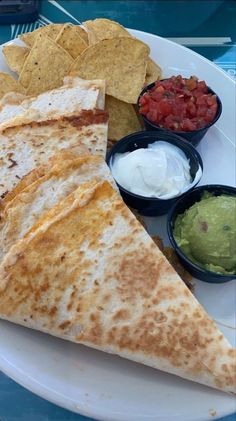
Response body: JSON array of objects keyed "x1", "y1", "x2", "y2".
[
  {"x1": 0, "y1": 77, "x2": 105, "y2": 129},
  {"x1": 0, "y1": 180, "x2": 235, "y2": 394},
  {"x1": 0, "y1": 147, "x2": 82, "y2": 207},
  {"x1": 0, "y1": 153, "x2": 116, "y2": 263},
  {"x1": 0, "y1": 109, "x2": 108, "y2": 199}
]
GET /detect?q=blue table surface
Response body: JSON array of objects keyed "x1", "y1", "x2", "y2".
[{"x1": 0, "y1": 1, "x2": 235, "y2": 421}]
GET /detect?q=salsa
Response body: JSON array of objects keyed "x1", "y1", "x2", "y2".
[{"x1": 139, "y1": 75, "x2": 218, "y2": 132}]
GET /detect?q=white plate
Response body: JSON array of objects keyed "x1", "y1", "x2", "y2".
[{"x1": 0, "y1": 29, "x2": 236, "y2": 421}]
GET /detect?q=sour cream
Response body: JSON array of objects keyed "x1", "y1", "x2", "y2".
[{"x1": 111, "y1": 141, "x2": 202, "y2": 199}]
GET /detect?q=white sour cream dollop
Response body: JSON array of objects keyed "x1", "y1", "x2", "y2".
[{"x1": 111, "y1": 141, "x2": 202, "y2": 199}]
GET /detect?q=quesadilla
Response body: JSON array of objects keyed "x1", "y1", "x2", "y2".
[
  {"x1": 0, "y1": 153, "x2": 116, "y2": 263},
  {"x1": 0, "y1": 92, "x2": 27, "y2": 124},
  {"x1": 0, "y1": 77, "x2": 105, "y2": 129},
  {"x1": 0, "y1": 180, "x2": 235, "y2": 394},
  {"x1": 0, "y1": 109, "x2": 108, "y2": 199},
  {"x1": 0, "y1": 147, "x2": 102, "y2": 207}
]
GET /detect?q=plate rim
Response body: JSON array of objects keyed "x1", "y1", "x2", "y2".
[{"x1": 129, "y1": 28, "x2": 235, "y2": 85}]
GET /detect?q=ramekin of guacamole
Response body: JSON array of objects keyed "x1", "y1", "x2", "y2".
[{"x1": 173, "y1": 193, "x2": 236, "y2": 275}]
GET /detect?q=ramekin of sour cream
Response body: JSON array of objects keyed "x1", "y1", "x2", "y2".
[{"x1": 107, "y1": 131, "x2": 203, "y2": 216}]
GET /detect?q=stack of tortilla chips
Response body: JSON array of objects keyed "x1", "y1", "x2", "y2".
[{"x1": 1, "y1": 19, "x2": 162, "y2": 141}]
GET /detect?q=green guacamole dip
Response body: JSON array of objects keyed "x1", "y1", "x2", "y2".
[{"x1": 174, "y1": 193, "x2": 236, "y2": 275}]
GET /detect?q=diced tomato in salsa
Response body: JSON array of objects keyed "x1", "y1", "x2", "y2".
[{"x1": 139, "y1": 75, "x2": 218, "y2": 131}]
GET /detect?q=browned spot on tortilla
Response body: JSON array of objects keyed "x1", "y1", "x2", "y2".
[
  {"x1": 8, "y1": 158, "x2": 17, "y2": 168},
  {"x1": 114, "y1": 250, "x2": 167, "y2": 301},
  {"x1": 112, "y1": 309, "x2": 130, "y2": 321},
  {"x1": 193, "y1": 310, "x2": 202, "y2": 319},
  {"x1": 59, "y1": 320, "x2": 71, "y2": 330},
  {"x1": 228, "y1": 349, "x2": 235, "y2": 357},
  {"x1": 221, "y1": 363, "x2": 230, "y2": 373},
  {"x1": 90, "y1": 312, "x2": 98, "y2": 322},
  {"x1": 103, "y1": 293, "x2": 111, "y2": 303},
  {"x1": 179, "y1": 333, "x2": 201, "y2": 352},
  {"x1": 49, "y1": 306, "x2": 57, "y2": 316}
]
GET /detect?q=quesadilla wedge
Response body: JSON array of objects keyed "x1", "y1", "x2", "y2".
[
  {"x1": 0, "y1": 146, "x2": 88, "y2": 207},
  {"x1": 0, "y1": 180, "x2": 235, "y2": 394},
  {"x1": 0, "y1": 109, "x2": 108, "y2": 199},
  {"x1": 0, "y1": 77, "x2": 105, "y2": 129},
  {"x1": 0, "y1": 154, "x2": 116, "y2": 263}
]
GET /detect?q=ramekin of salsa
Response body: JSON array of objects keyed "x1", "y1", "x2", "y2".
[{"x1": 138, "y1": 76, "x2": 222, "y2": 146}]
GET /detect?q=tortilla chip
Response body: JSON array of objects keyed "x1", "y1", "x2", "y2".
[
  {"x1": 105, "y1": 95, "x2": 142, "y2": 140},
  {"x1": 55, "y1": 23, "x2": 88, "y2": 59},
  {"x1": 84, "y1": 18, "x2": 131, "y2": 45},
  {"x1": 19, "y1": 36, "x2": 74, "y2": 95},
  {"x1": 145, "y1": 58, "x2": 162, "y2": 85},
  {"x1": 74, "y1": 25, "x2": 89, "y2": 44},
  {"x1": 0, "y1": 73, "x2": 25, "y2": 99},
  {"x1": 2, "y1": 45, "x2": 30, "y2": 75},
  {"x1": 71, "y1": 38, "x2": 149, "y2": 103},
  {"x1": 19, "y1": 24, "x2": 64, "y2": 48}
]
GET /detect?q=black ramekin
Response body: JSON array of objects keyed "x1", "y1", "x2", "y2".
[
  {"x1": 167, "y1": 184, "x2": 236, "y2": 283},
  {"x1": 107, "y1": 130, "x2": 203, "y2": 216},
  {"x1": 138, "y1": 80, "x2": 222, "y2": 147}
]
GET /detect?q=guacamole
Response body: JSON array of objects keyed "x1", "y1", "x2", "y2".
[{"x1": 174, "y1": 193, "x2": 236, "y2": 275}]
